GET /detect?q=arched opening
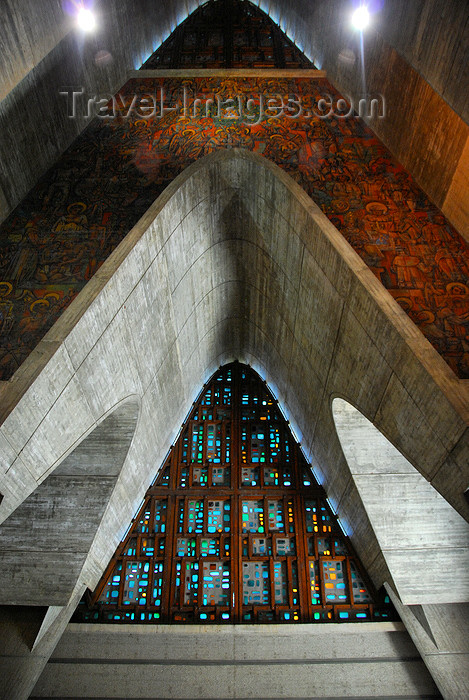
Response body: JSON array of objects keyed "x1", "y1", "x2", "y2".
[
  {"x1": 0, "y1": 397, "x2": 140, "y2": 664},
  {"x1": 75, "y1": 364, "x2": 392, "y2": 625},
  {"x1": 332, "y1": 397, "x2": 469, "y2": 605}
]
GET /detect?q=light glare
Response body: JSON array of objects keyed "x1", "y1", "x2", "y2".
[
  {"x1": 77, "y1": 7, "x2": 96, "y2": 32},
  {"x1": 352, "y1": 6, "x2": 370, "y2": 30}
]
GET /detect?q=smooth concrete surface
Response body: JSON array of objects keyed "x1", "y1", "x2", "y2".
[
  {"x1": 332, "y1": 398, "x2": 469, "y2": 605},
  {"x1": 31, "y1": 622, "x2": 440, "y2": 699}
]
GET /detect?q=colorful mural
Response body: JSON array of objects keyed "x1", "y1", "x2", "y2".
[{"x1": 0, "y1": 76, "x2": 468, "y2": 380}]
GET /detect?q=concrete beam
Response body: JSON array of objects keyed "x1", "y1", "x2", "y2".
[
  {"x1": 387, "y1": 585, "x2": 469, "y2": 700},
  {"x1": 32, "y1": 621, "x2": 439, "y2": 699}
]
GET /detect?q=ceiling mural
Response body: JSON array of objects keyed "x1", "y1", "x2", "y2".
[{"x1": 0, "y1": 73, "x2": 467, "y2": 380}]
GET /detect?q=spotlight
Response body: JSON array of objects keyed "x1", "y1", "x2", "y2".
[
  {"x1": 351, "y1": 6, "x2": 370, "y2": 30},
  {"x1": 77, "y1": 7, "x2": 96, "y2": 32}
]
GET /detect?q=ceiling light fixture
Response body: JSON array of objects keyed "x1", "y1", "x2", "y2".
[
  {"x1": 351, "y1": 5, "x2": 370, "y2": 31},
  {"x1": 77, "y1": 7, "x2": 96, "y2": 32}
]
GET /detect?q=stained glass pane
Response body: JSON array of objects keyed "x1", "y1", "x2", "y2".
[
  {"x1": 242, "y1": 466, "x2": 259, "y2": 486},
  {"x1": 267, "y1": 500, "x2": 284, "y2": 531},
  {"x1": 202, "y1": 562, "x2": 230, "y2": 605},
  {"x1": 264, "y1": 467, "x2": 278, "y2": 486},
  {"x1": 180, "y1": 561, "x2": 199, "y2": 605},
  {"x1": 242, "y1": 562, "x2": 269, "y2": 605},
  {"x1": 318, "y1": 538, "x2": 331, "y2": 556},
  {"x1": 141, "y1": 537, "x2": 154, "y2": 556},
  {"x1": 242, "y1": 500, "x2": 264, "y2": 533},
  {"x1": 207, "y1": 500, "x2": 230, "y2": 533},
  {"x1": 309, "y1": 560, "x2": 321, "y2": 605},
  {"x1": 136, "y1": 506, "x2": 151, "y2": 534},
  {"x1": 176, "y1": 537, "x2": 196, "y2": 557},
  {"x1": 193, "y1": 465, "x2": 208, "y2": 486},
  {"x1": 154, "y1": 500, "x2": 167, "y2": 533},
  {"x1": 323, "y1": 560, "x2": 349, "y2": 603},
  {"x1": 350, "y1": 561, "x2": 372, "y2": 603},
  {"x1": 273, "y1": 562, "x2": 288, "y2": 604},
  {"x1": 212, "y1": 466, "x2": 230, "y2": 486},
  {"x1": 200, "y1": 538, "x2": 220, "y2": 556},
  {"x1": 187, "y1": 500, "x2": 204, "y2": 533},
  {"x1": 123, "y1": 561, "x2": 150, "y2": 605},
  {"x1": 276, "y1": 537, "x2": 295, "y2": 556},
  {"x1": 252, "y1": 537, "x2": 271, "y2": 555}
]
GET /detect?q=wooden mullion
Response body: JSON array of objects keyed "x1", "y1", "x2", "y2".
[
  {"x1": 291, "y1": 427, "x2": 299, "y2": 487},
  {"x1": 232, "y1": 493, "x2": 240, "y2": 622},
  {"x1": 286, "y1": 556, "x2": 294, "y2": 609},
  {"x1": 196, "y1": 557, "x2": 204, "y2": 615},
  {"x1": 161, "y1": 494, "x2": 176, "y2": 617},
  {"x1": 171, "y1": 439, "x2": 180, "y2": 490},
  {"x1": 344, "y1": 557, "x2": 356, "y2": 608},
  {"x1": 231, "y1": 363, "x2": 242, "y2": 622},
  {"x1": 89, "y1": 555, "x2": 118, "y2": 606},
  {"x1": 268, "y1": 558, "x2": 275, "y2": 609},
  {"x1": 183, "y1": 496, "x2": 189, "y2": 534},
  {"x1": 298, "y1": 495, "x2": 314, "y2": 622},
  {"x1": 203, "y1": 495, "x2": 208, "y2": 534},
  {"x1": 178, "y1": 559, "x2": 186, "y2": 609},
  {"x1": 116, "y1": 556, "x2": 128, "y2": 609}
]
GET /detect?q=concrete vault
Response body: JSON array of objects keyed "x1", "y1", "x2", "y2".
[{"x1": 0, "y1": 149, "x2": 468, "y2": 697}]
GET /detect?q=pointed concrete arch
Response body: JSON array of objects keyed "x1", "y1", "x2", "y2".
[
  {"x1": 1, "y1": 148, "x2": 467, "y2": 573},
  {"x1": 0, "y1": 148, "x2": 468, "y2": 697}
]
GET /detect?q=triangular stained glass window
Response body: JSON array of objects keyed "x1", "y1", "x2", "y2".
[
  {"x1": 74, "y1": 363, "x2": 394, "y2": 624},
  {"x1": 141, "y1": 0, "x2": 314, "y2": 70}
]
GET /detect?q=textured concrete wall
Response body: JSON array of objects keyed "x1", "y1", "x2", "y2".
[
  {"x1": 0, "y1": 0, "x2": 71, "y2": 102},
  {"x1": 0, "y1": 398, "x2": 139, "y2": 606},
  {"x1": 0, "y1": 398, "x2": 139, "y2": 700},
  {"x1": 332, "y1": 398, "x2": 469, "y2": 605},
  {"x1": 262, "y1": 0, "x2": 469, "y2": 122},
  {"x1": 32, "y1": 622, "x2": 440, "y2": 698}
]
